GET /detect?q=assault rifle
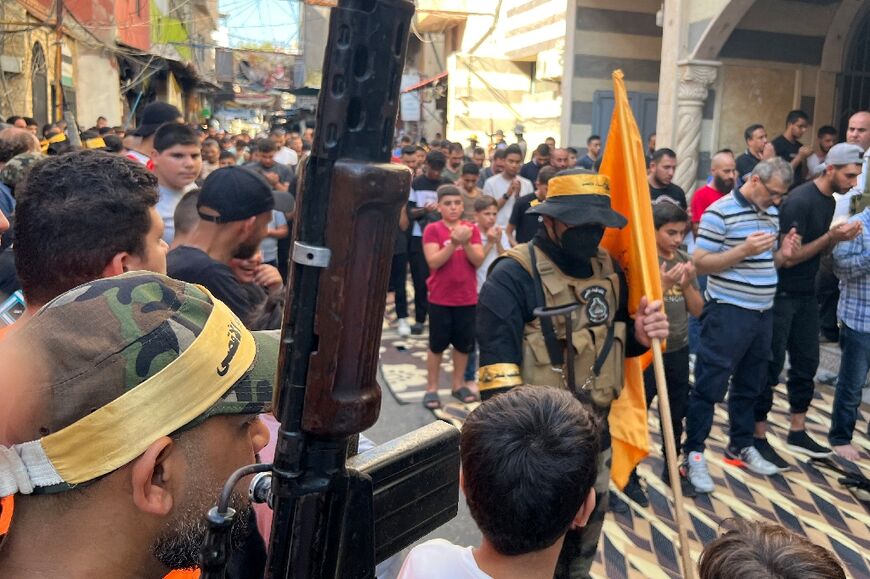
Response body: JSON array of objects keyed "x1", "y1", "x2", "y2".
[{"x1": 199, "y1": 1, "x2": 461, "y2": 578}]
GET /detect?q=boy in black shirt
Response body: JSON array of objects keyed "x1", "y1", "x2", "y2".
[{"x1": 772, "y1": 110, "x2": 812, "y2": 189}]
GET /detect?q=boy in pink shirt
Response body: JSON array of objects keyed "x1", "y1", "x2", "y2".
[{"x1": 422, "y1": 185, "x2": 485, "y2": 409}]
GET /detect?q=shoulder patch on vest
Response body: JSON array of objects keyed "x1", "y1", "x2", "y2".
[{"x1": 582, "y1": 286, "x2": 610, "y2": 325}]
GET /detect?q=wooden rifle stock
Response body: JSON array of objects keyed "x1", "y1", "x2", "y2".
[{"x1": 266, "y1": 1, "x2": 415, "y2": 577}]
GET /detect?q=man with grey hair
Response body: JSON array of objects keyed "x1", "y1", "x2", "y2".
[{"x1": 682, "y1": 157, "x2": 801, "y2": 493}]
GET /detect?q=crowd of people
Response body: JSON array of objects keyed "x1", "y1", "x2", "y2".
[{"x1": 0, "y1": 99, "x2": 866, "y2": 579}]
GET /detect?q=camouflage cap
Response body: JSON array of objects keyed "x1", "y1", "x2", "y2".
[
  {"x1": 0, "y1": 151, "x2": 45, "y2": 186},
  {"x1": 0, "y1": 271, "x2": 278, "y2": 494}
]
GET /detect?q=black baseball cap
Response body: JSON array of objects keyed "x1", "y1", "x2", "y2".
[
  {"x1": 133, "y1": 102, "x2": 183, "y2": 137},
  {"x1": 198, "y1": 166, "x2": 294, "y2": 223}
]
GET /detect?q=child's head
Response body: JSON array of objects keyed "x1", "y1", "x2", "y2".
[
  {"x1": 474, "y1": 195, "x2": 498, "y2": 230},
  {"x1": 437, "y1": 184, "x2": 464, "y2": 222},
  {"x1": 460, "y1": 387, "x2": 600, "y2": 556},
  {"x1": 219, "y1": 150, "x2": 237, "y2": 168},
  {"x1": 653, "y1": 200, "x2": 689, "y2": 256},
  {"x1": 425, "y1": 150, "x2": 446, "y2": 180},
  {"x1": 535, "y1": 165, "x2": 558, "y2": 198},
  {"x1": 459, "y1": 162, "x2": 480, "y2": 192},
  {"x1": 698, "y1": 519, "x2": 845, "y2": 579}
]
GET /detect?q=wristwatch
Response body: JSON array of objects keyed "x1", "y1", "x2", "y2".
[{"x1": 502, "y1": 192, "x2": 510, "y2": 200}]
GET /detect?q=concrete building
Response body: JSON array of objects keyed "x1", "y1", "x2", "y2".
[{"x1": 413, "y1": 0, "x2": 869, "y2": 193}]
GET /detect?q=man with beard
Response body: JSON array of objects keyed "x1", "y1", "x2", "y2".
[
  {"x1": 167, "y1": 166, "x2": 292, "y2": 323},
  {"x1": 0, "y1": 272, "x2": 275, "y2": 578},
  {"x1": 753, "y1": 144, "x2": 863, "y2": 468},
  {"x1": 690, "y1": 151, "x2": 737, "y2": 236},
  {"x1": 476, "y1": 169, "x2": 669, "y2": 578},
  {"x1": 648, "y1": 148, "x2": 687, "y2": 210}
]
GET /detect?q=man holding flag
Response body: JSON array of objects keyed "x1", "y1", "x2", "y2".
[{"x1": 475, "y1": 167, "x2": 668, "y2": 577}]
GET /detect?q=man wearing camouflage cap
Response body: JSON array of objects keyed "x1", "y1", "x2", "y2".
[{"x1": 0, "y1": 272, "x2": 277, "y2": 577}]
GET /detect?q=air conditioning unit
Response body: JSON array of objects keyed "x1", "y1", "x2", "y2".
[
  {"x1": 0, "y1": 55, "x2": 24, "y2": 74},
  {"x1": 535, "y1": 49, "x2": 562, "y2": 82}
]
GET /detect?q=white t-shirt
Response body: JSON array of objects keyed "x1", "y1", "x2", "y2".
[
  {"x1": 483, "y1": 174, "x2": 534, "y2": 228},
  {"x1": 398, "y1": 539, "x2": 492, "y2": 579},
  {"x1": 477, "y1": 229, "x2": 511, "y2": 292},
  {"x1": 274, "y1": 146, "x2": 298, "y2": 167}
]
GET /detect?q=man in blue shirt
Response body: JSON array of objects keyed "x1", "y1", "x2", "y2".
[
  {"x1": 830, "y1": 206, "x2": 870, "y2": 461},
  {"x1": 683, "y1": 158, "x2": 801, "y2": 493}
]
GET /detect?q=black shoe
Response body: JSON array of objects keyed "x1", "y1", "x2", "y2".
[
  {"x1": 786, "y1": 430, "x2": 832, "y2": 458},
  {"x1": 623, "y1": 470, "x2": 649, "y2": 507},
  {"x1": 661, "y1": 465, "x2": 696, "y2": 498},
  {"x1": 410, "y1": 323, "x2": 425, "y2": 335},
  {"x1": 753, "y1": 438, "x2": 791, "y2": 472}
]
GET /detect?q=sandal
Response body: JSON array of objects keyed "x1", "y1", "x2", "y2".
[
  {"x1": 451, "y1": 386, "x2": 477, "y2": 404},
  {"x1": 423, "y1": 391, "x2": 442, "y2": 410}
]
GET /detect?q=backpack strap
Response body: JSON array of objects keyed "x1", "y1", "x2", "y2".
[{"x1": 528, "y1": 240, "x2": 565, "y2": 367}]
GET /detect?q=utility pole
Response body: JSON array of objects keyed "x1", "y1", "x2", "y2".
[{"x1": 54, "y1": 0, "x2": 63, "y2": 122}]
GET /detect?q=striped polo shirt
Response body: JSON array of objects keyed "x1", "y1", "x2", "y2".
[{"x1": 696, "y1": 189, "x2": 780, "y2": 310}]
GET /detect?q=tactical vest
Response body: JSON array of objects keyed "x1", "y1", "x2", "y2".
[{"x1": 503, "y1": 243, "x2": 626, "y2": 408}]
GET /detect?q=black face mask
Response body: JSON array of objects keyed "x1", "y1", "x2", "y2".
[{"x1": 558, "y1": 225, "x2": 604, "y2": 261}]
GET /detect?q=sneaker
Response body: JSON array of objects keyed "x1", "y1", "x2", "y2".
[
  {"x1": 786, "y1": 430, "x2": 833, "y2": 458},
  {"x1": 682, "y1": 452, "x2": 715, "y2": 494},
  {"x1": 397, "y1": 318, "x2": 411, "y2": 337},
  {"x1": 753, "y1": 438, "x2": 790, "y2": 472},
  {"x1": 623, "y1": 470, "x2": 649, "y2": 507},
  {"x1": 661, "y1": 465, "x2": 697, "y2": 498},
  {"x1": 724, "y1": 446, "x2": 779, "y2": 476},
  {"x1": 410, "y1": 322, "x2": 425, "y2": 335}
]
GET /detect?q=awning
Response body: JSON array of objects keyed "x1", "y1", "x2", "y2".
[{"x1": 401, "y1": 71, "x2": 448, "y2": 93}]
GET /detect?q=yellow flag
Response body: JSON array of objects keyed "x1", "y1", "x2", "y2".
[{"x1": 599, "y1": 70, "x2": 664, "y2": 490}]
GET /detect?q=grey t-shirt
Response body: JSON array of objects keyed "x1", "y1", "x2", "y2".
[{"x1": 661, "y1": 249, "x2": 698, "y2": 352}]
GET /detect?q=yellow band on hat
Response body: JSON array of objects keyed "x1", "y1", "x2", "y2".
[
  {"x1": 40, "y1": 289, "x2": 257, "y2": 484},
  {"x1": 478, "y1": 363, "x2": 523, "y2": 391},
  {"x1": 546, "y1": 173, "x2": 611, "y2": 200},
  {"x1": 83, "y1": 137, "x2": 106, "y2": 149}
]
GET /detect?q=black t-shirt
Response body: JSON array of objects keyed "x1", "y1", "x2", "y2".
[
  {"x1": 649, "y1": 183, "x2": 688, "y2": 210},
  {"x1": 509, "y1": 192, "x2": 543, "y2": 244},
  {"x1": 777, "y1": 181, "x2": 835, "y2": 294},
  {"x1": 519, "y1": 161, "x2": 540, "y2": 183},
  {"x1": 772, "y1": 135, "x2": 805, "y2": 188},
  {"x1": 167, "y1": 246, "x2": 254, "y2": 322},
  {"x1": 736, "y1": 152, "x2": 760, "y2": 180}
]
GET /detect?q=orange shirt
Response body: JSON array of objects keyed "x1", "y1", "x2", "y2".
[{"x1": 0, "y1": 496, "x2": 12, "y2": 536}]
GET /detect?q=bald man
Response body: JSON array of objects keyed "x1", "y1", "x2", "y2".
[{"x1": 690, "y1": 151, "x2": 737, "y2": 236}]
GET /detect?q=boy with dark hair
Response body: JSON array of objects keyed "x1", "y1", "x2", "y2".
[
  {"x1": 151, "y1": 123, "x2": 202, "y2": 244},
  {"x1": 398, "y1": 387, "x2": 599, "y2": 578},
  {"x1": 249, "y1": 138, "x2": 294, "y2": 193},
  {"x1": 478, "y1": 147, "x2": 506, "y2": 187},
  {"x1": 623, "y1": 201, "x2": 703, "y2": 506},
  {"x1": 577, "y1": 135, "x2": 601, "y2": 170},
  {"x1": 5, "y1": 149, "x2": 167, "y2": 335},
  {"x1": 772, "y1": 109, "x2": 812, "y2": 189},
  {"x1": 458, "y1": 162, "x2": 482, "y2": 220},
  {"x1": 219, "y1": 149, "x2": 237, "y2": 168},
  {"x1": 421, "y1": 185, "x2": 483, "y2": 409},
  {"x1": 127, "y1": 101, "x2": 183, "y2": 166},
  {"x1": 508, "y1": 164, "x2": 557, "y2": 245},
  {"x1": 484, "y1": 144, "x2": 532, "y2": 227}
]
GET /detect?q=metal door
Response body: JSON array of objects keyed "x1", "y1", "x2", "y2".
[
  {"x1": 592, "y1": 90, "x2": 658, "y2": 149},
  {"x1": 836, "y1": 10, "x2": 870, "y2": 135}
]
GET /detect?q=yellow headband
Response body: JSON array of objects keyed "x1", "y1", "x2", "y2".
[
  {"x1": 547, "y1": 173, "x2": 611, "y2": 199},
  {"x1": 83, "y1": 137, "x2": 106, "y2": 149},
  {"x1": 47, "y1": 133, "x2": 67, "y2": 144},
  {"x1": 40, "y1": 291, "x2": 257, "y2": 484}
]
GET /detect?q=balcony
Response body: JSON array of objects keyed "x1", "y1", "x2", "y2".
[{"x1": 415, "y1": 0, "x2": 498, "y2": 33}]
